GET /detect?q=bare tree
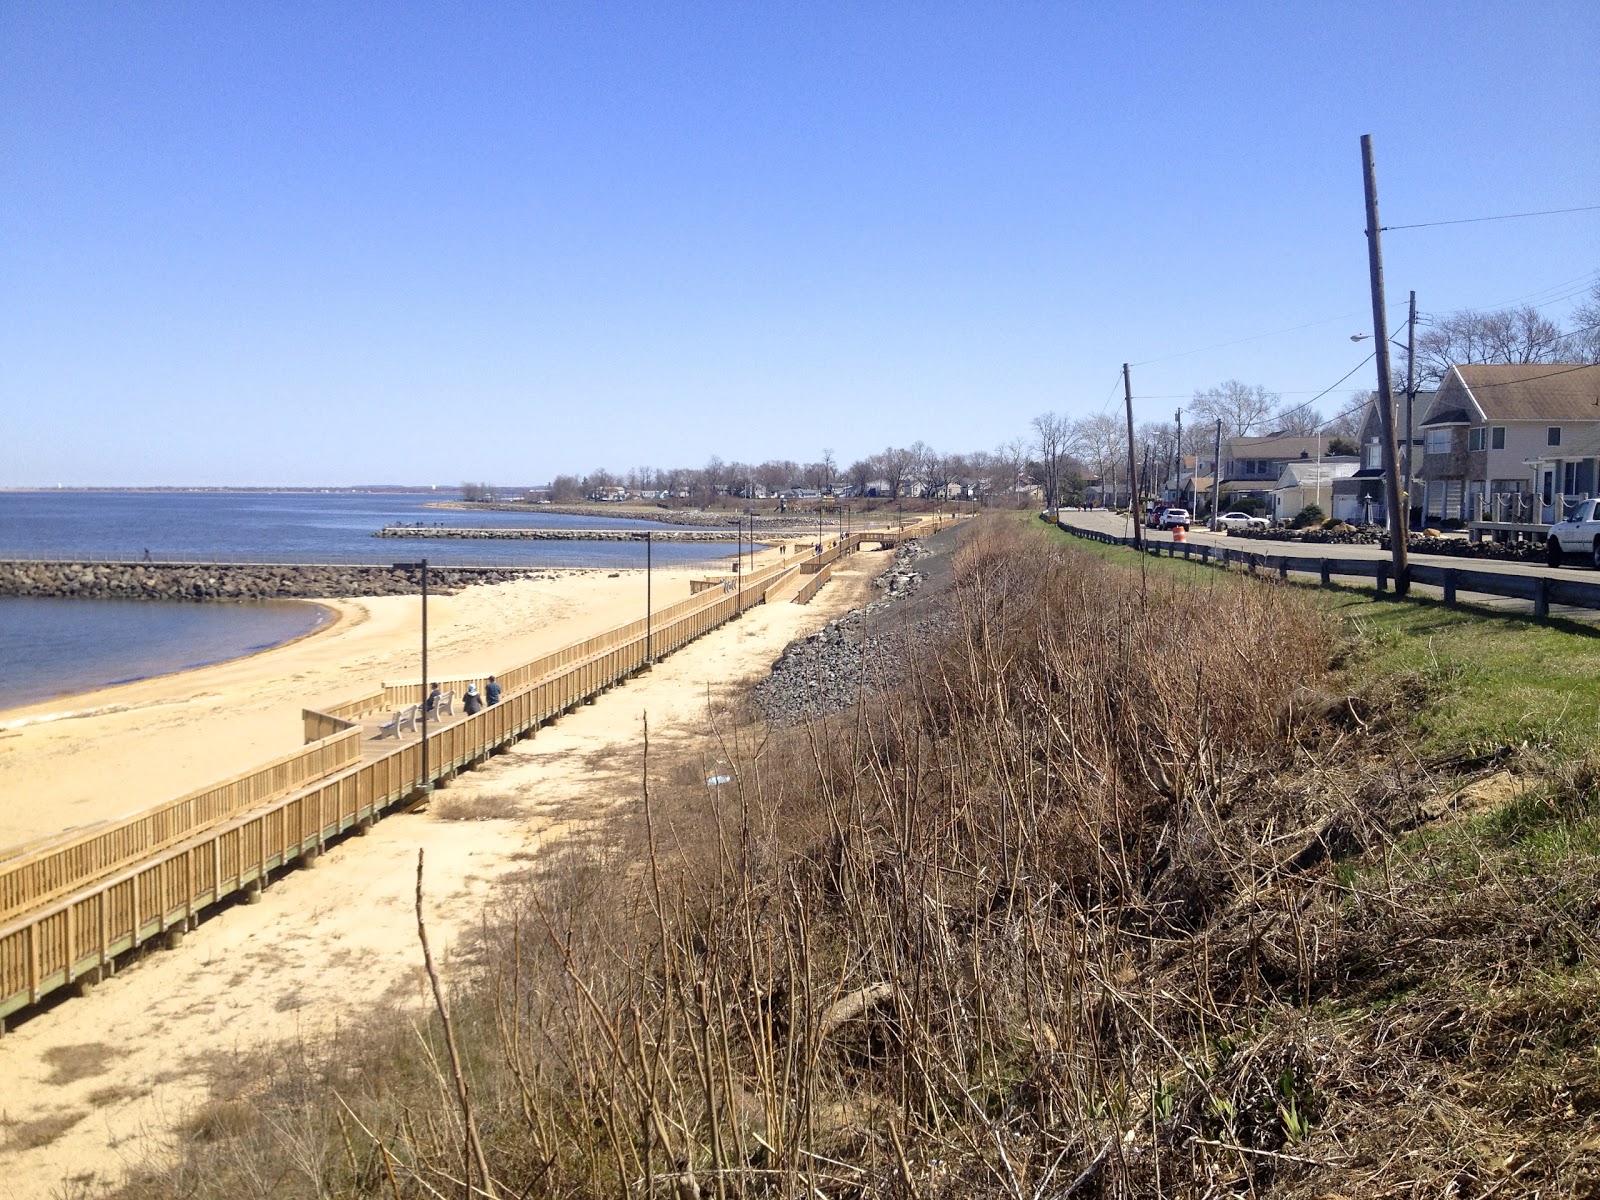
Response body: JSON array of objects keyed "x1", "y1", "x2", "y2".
[
  {"x1": 548, "y1": 474, "x2": 583, "y2": 502},
  {"x1": 998, "y1": 438, "x2": 1029, "y2": 507},
  {"x1": 1188, "y1": 381, "x2": 1279, "y2": 439},
  {"x1": 459, "y1": 482, "x2": 493, "y2": 502},
  {"x1": 1312, "y1": 397, "x2": 1362, "y2": 447},
  {"x1": 878, "y1": 446, "x2": 915, "y2": 499},
  {"x1": 1268, "y1": 404, "x2": 1324, "y2": 436},
  {"x1": 1561, "y1": 282, "x2": 1600, "y2": 362},
  {"x1": 1069, "y1": 414, "x2": 1123, "y2": 498},
  {"x1": 1030, "y1": 413, "x2": 1070, "y2": 509},
  {"x1": 820, "y1": 448, "x2": 837, "y2": 494},
  {"x1": 698, "y1": 456, "x2": 727, "y2": 503},
  {"x1": 846, "y1": 457, "x2": 874, "y2": 496},
  {"x1": 1416, "y1": 305, "x2": 1565, "y2": 383}
]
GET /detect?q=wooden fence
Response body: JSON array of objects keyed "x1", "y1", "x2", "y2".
[
  {"x1": 1054, "y1": 519, "x2": 1600, "y2": 617},
  {"x1": 0, "y1": 563, "x2": 799, "y2": 1023},
  {"x1": 0, "y1": 721, "x2": 361, "y2": 929},
  {"x1": 793, "y1": 560, "x2": 839, "y2": 604}
]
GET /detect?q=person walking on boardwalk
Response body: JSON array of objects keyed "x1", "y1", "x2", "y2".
[
  {"x1": 424, "y1": 681, "x2": 441, "y2": 716},
  {"x1": 463, "y1": 683, "x2": 483, "y2": 716},
  {"x1": 485, "y1": 676, "x2": 501, "y2": 705}
]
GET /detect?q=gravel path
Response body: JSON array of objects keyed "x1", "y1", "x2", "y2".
[{"x1": 753, "y1": 525, "x2": 963, "y2": 724}]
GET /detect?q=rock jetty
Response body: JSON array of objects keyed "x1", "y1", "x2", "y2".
[{"x1": 0, "y1": 561, "x2": 546, "y2": 601}]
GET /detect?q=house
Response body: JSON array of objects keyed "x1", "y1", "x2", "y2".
[
  {"x1": 1270, "y1": 460, "x2": 1359, "y2": 522},
  {"x1": 1220, "y1": 434, "x2": 1334, "y2": 503},
  {"x1": 1414, "y1": 363, "x2": 1600, "y2": 528},
  {"x1": 1331, "y1": 391, "x2": 1430, "y2": 525}
]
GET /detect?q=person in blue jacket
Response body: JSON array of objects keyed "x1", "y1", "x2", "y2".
[{"x1": 485, "y1": 676, "x2": 502, "y2": 705}]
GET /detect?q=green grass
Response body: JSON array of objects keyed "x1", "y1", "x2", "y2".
[{"x1": 1033, "y1": 513, "x2": 1600, "y2": 757}]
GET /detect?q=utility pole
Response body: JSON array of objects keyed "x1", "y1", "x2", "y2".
[
  {"x1": 1361, "y1": 134, "x2": 1410, "y2": 595},
  {"x1": 1124, "y1": 363, "x2": 1143, "y2": 549},
  {"x1": 1210, "y1": 419, "x2": 1223, "y2": 529},
  {"x1": 1404, "y1": 289, "x2": 1417, "y2": 530},
  {"x1": 1172, "y1": 407, "x2": 1183, "y2": 508},
  {"x1": 417, "y1": 559, "x2": 430, "y2": 797}
]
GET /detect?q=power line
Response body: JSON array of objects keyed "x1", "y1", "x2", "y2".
[
  {"x1": 1381, "y1": 203, "x2": 1600, "y2": 232},
  {"x1": 1130, "y1": 312, "x2": 1364, "y2": 367}
]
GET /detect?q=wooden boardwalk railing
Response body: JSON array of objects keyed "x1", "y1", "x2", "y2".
[
  {"x1": 0, "y1": 562, "x2": 799, "y2": 1023},
  {"x1": 0, "y1": 721, "x2": 361, "y2": 928}
]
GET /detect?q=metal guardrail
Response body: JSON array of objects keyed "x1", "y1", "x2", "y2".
[
  {"x1": 1052, "y1": 518, "x2": 1600, "y2": 617},
  {"x1": 0, "y1": 563, "x2": 800, "y2": 1023}
]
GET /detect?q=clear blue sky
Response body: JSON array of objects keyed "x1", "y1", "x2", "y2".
[{"x1": 3, "y1": 2, "x2": 1596, "y2": 487}]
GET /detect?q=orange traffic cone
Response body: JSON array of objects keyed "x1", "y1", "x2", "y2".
[{"x1": 1172, "y1": 523, "x2": 1187, "y2": 544}]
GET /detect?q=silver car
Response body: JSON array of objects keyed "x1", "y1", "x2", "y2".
[{"x1": 1215, "y1": 511, "x2": 1270, "y2": 530}]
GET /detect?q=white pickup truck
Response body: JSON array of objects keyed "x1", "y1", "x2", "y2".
[{"x1": 1546, "y1": 498, "x2": 1600, "y2": 567}]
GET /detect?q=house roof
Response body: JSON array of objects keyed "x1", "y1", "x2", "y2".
[
  {"x1": 1440, "y1": 363, "x2": 1600, "y2": 422},
  {"x1": 1224, "y1": 434, "x2": 1326, "y2": 460},
  {"x1": 1276, "y1": 461, "x2": 1359, "y2": 488},
  {"x1": 1421, "y1": 406, "x2": 1471, "y2": 426}
]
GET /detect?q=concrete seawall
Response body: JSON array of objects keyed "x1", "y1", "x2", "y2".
[{"x1": 0, "y1": 561, "x2": 542, "y2": 601}]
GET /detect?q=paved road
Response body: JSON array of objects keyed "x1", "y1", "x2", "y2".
[{"x1": 1053, "y1": 510, "x2": 1600, "y2": 622}]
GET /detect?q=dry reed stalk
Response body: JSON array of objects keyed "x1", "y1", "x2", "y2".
[{"x1": 415, "y1": 849, "x2": 497, "y2": 1199}]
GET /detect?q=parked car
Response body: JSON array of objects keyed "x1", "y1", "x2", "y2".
[
  {"x1": 1546, "y1": 497, "x2": 1600, "y2": 568},
  {"x1": 1157, "y1": 508, "x2": 1192, "y2": 530},
  {"x1": 1215, "y1": 510, "x2": 1271, "y2": 531}
]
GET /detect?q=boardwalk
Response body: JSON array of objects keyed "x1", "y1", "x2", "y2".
[{"x1": 0, "y1": 517, "x2": 951, "y2": 1025}]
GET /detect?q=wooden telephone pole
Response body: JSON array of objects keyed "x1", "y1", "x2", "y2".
[
  {"x1": 1361, "y1": 134, "x2": 1410, "y2": 595},
  {"x1": 1124, "y1": 363, "x2": 1143, "y2": 550},
  {"x1": 1209, "y1": 419, "x2": 1223, "y2": 529},
  {"x1": 1404, "y1": 289, "x2": 1418, "y2": 530}
]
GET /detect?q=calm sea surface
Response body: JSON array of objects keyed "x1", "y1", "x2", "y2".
[{"x1": 0, "y1": 491, "x2": 734, "y2": 712}]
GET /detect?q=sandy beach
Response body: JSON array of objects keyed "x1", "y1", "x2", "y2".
[
  {"x1": 0, "y1": 566, "x2": 714, "y2": 851},
  {"x1": 0, "y1": 546, "x2": 892, "y2": 1199}
]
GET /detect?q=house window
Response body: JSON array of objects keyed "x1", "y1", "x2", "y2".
[
  {"x1": 1491, "y1": 427, "x2": 1505, "y2": 449},
  {"x1": 1468, "y1": 427, "x2": 1486, "y2": 452},
  {"x1": 1548, "y1": 427, "x2": 1562, "y2": 447},
  {"x1": 1425, "y1": 429, "x2": 1452, "y2": 455}
]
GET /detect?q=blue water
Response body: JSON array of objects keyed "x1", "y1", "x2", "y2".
[
  {"x1": 0, "y1": 596, "x2": 331, "y2": 711},
  {"x1": 0, "y1": 490, "x2": 732, "y2": 568},
  {"x1": 0, "y1": 490, "x2": 739, "y2": 712}
]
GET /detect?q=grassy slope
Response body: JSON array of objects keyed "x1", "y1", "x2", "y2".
[
  {"x1": 1041, "y1": 514, "x2": 1600, "y2": 1191},
  {"x1": 1036, "y1": 515, "x2": 1600, "y2": 756}
]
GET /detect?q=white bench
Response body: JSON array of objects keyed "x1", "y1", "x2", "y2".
[
  {"x1": 436, "y1": 689, "x2": 456, "y2": 717},
  {"x1": 377, "y1": 705, "x2": 421, "y2": 739}
]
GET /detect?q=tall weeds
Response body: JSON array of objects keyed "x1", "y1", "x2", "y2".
[{"x1": 117, "y1": 517, "x2": 1600, "y2": 1198}]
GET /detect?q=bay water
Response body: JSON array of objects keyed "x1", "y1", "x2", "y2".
[{"x1": 0, "y1": 490, "x2": 733, "y2": 712}]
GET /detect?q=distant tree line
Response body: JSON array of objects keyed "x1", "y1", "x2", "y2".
[{"x1": 470, "y1": 282, "x2": 1600, "y2": 512}]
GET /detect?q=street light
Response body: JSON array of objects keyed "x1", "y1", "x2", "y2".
[{"x1": 394, "y1": 559, "x2": 431, "y2": 798}]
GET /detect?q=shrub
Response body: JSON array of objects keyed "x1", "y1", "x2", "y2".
[{"x1": 1292, "y1": 503, "x2": 1326, "y2": 529}]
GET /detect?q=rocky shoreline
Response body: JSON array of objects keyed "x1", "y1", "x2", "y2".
[
  {"x1": 1224, "y1": 526, "x2": 1548, "y2": 562},
  {"x1": 0, "y1": 561, "x2": 553, "y2": 601},
  {"x1": 753, "y1": 537, "x2": 955, "y2": 724}
]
